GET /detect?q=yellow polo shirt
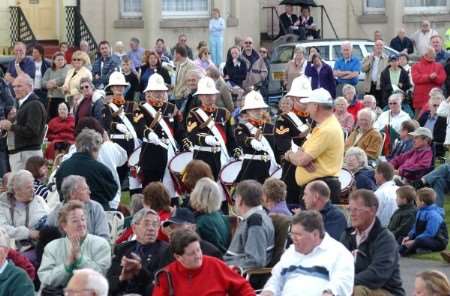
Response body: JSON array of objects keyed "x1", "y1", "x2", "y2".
[{"x1": 295, "y1": 114, "x2": 344, "y2": 186}]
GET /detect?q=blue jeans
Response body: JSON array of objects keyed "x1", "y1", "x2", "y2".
[
  {"x1": 399, "y1": 236, "x2": 447, "y2": 256},
  {"x1": 209, "y1": 35, "x2": 223, "y2": 66},
  {"x1": 423, "y1": 164, "x2": 449, "y2": 207}
]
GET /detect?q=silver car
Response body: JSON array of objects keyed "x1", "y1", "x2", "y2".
[{"x1": 268, "y1": 39, "x2": 399, "y2": 103}]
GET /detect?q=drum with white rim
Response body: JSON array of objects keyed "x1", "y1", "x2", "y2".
[
  {"x1": 270, "y1": 167, "x2": 282, "y2": 179},
  {"x1": 338, "y1": 168, "x2": 354, "y2": 204},
  {"x1": 219, "y1": 160, "x2": 243, "y2": 203},
  {"x1": 128, "y1": 147, "x2": 141, "y2": 167},
  {"x1": 168, "y1": 151, "x2": 194, "y2": 194}
]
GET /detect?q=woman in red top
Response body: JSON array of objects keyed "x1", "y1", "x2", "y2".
[
  {"x1": 153, "y1": 230, "x2": 255, "y2": 296},
  {"x1": 45, "y1": 102, "x2": 75, "y2": 160}
]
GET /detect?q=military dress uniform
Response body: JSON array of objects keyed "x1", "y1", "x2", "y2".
[
  {"x1": 274, "y1": 111, "x2": 310, "y2": 205},
  {"x1": 235, "y1": 120, "x2": 275, "y2": 184},
  {"x1": 133, "y1": 101, "x2": 187, "y2": 187},
  {"x1": 186, "y1": 106, "x2": 235, "y2": 180}
]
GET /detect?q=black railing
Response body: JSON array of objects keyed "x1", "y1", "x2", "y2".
[
  {"x1": 262, "y1": 6, "x2": 280, "y2": 40},
  {"x1": 9, "y1": 6, "x2": 37, "y2": 47},
  {"x1": 66, "y1": 6, "x2": 98, "y2": 53}
]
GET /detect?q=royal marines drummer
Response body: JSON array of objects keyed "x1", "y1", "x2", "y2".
[
  {"x1": 186, "y1": 76, "x2": 237, "y2": 180},
  {"x1": 234, "y1": 90, "x2": 277, "y2": 183},
  {"x1": 105, "y1": 71, "x2": 141, "y2": 191},
  {"x1": 133, "y1": 73, "x2": 190, "y2": 188},
  {"x1": 274, "y1": 76, "x2": 311, "y2": 206}
]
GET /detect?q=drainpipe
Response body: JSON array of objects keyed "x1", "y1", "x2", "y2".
[{"x1": 346, "y1": 0, "x2": 350, "y2": 38}]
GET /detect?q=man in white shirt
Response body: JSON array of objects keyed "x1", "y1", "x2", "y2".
[
  {"x1": 412, "y1": 20, "x2": 438, "y2": 57},
  {"x1": 373, "y1": 92, "x2": 411, "y2": 134},
  {"x1": 260, "y1": 210, "x2": 354, "y2": 296},
  {"x1": 374, "y1": 161, "x2": 398, "y2": 226}
]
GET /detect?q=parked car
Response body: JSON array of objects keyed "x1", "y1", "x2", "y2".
[{"x1": 268, "y1": 39, "x2": 399, "y2": 103}]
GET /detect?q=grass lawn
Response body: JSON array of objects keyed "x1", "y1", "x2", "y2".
[{"x1": 412, "y1": 199, "x2": 450, "y2": 261}]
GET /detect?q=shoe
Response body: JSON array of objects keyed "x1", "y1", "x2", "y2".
[
  {"x1": 441, "y1": 250, "x2": 450, "y2": 263},
  {"x1": 410, "y1": 179, "x2": 425, "y2": 190}
]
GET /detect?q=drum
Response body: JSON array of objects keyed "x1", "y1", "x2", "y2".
[
  {"x1": 338, "y1": 168, "x2": 354, "y2": 204},
  {"x1": 270, "y1": 167, "x2": 282, "y2": 179},
  {"x1": 219, "y1": 160, "x2": 243, "y2": 203},
  {"x1": 168, "y1": 151, "x2": 194, "y2": 194}
]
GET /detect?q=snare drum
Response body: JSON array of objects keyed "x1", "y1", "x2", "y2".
[
  {"x1": 219, "y1": 160, "x2": 243, "y2": 203},
  {"x1": 338, "y1": 168, "x2": 354, "y2": 204},
  {"x1": 168, "y1": 151, "x2": 193, "y2": 194},
  {"x1": 270, "y1": 167, "x2": 282, "y2": 179}
]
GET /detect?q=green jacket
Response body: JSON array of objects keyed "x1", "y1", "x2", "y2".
[
  {"x1": 0, "y1": 261, "x2": 34, "y2": 296},
  {"x1": 196, "y1": 211, "x2": 230, "y2": 254},
  {"x1": 387, "y1": 203, "x2": 417, "y2": 241}
]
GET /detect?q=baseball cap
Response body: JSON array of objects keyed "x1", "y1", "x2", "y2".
[
  {"x1": 409, "y1": 127, "x2": 433, "y2": 140},
  {"x1": 389, "y1": 54, "x2": 399, "y2": 61},
  {"x1": 162, "y1": 208, "x2": 196, "y2": 227},
  {"x1": 300, "y1": 88, "x2": 333, "y2": 104}
]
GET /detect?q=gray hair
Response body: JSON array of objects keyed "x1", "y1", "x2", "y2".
[
  {"x1": 342, "y1": 84, "x2": 356, "y2": 95},
  {"x1": 357, "y1": 107, "x2": 377, "y2": 123},
  {"x1": 15, "y1": 73, "x2": 34, "y2": 88},
  {"x1": 294, "y1": 45, "x2": 305, "y2": 54},
  {"x1": 131, "y1": 208, "x2": 159, "y2": 225},
  {"x1": 341, "y1": 41, "x2": 352, "y2": 50},
  {"x1": 189, "y1": 177, "x2": 222, "y2": 213},
  {"x1": 345, "y1": 146, "x2": 368, "y2": 168},
  {"x1": 61, "y1": 175, "x2": 86, "y2": 202},
  {"x1": 388, "y1": 92, "x2": 403, "y2": 103},
  {"x1": 7, "y1": 169, "x2": 34, "y2": 194},
  {"x1": 185, "y1": 68, "x2": 205, "y2": 81},
  {"x1": 130, "y1": 193, "x2": 144, "y2": 215},
  {"x1": 71, "y1": 268, "x2": 109, "y2": 296},
  {"x1": 334, "y1": 96, "x2": 348, "y2": 106},
  {"x1": 75, "y1": 128, "x2": 103, "y2": 154},
  {"x1": 0, "y1": 227, "x2": 11, "y2": 248}
]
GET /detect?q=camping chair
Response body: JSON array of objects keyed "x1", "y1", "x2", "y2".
[{"x1": 106, "y1": 210, "x2": 125, "y2": 243}]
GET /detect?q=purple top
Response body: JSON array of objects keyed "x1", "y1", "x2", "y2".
[
  {"x1": 390, "y1": 146, "x2": 433, "y2": 179},
  {"x1": 269, "y1": 201, "x2": 292, "y2": 216}
]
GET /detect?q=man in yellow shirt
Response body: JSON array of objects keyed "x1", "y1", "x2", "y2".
[{"x1": 285, "y1": 88, "x2": 344, "y2": 203}]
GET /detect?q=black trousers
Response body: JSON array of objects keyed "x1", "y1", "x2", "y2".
[
  {"x1": 281, "y1": 161, "x2": 302, "y2": 206},
  {"x1": 193, "y1": 150, "x2": 221, "y2": 180},
  {"x1": 368, "y1": 82, "x2": 383, "y2": 108},
  {"x1": 139, "y1": 142, "x2": 168, "y2": 188},
  {"x1": 236, "y1": 159, "x2": 270, "y2": 184}
]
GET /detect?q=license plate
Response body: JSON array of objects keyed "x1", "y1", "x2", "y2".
[{"x1": 272, "y1": 72, "x2": 284, "y2": 81}]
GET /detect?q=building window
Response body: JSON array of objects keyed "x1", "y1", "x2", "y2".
[
  {"x1": 162, "y1": 0, "x2": 210, "y2": 18},
  {"x1": 120, "y1": 0, "x2": 142, "y2": 18},
  {"x1": 404, "y1": 0, "x2": 449, "y2": 14},
  {"x1": 363, "y1": 0, "x2": 385, "y2": 14}
]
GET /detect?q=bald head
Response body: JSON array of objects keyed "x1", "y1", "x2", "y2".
[{"x1": 66, "y1": 269, "x2": 108, "y2": 296}]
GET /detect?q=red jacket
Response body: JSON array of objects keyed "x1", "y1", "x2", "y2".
[
  {"x1": 152, "y1": 255, "x2": 255, "y2": 296},
  {"x1": 7, "y1": 249, "x2": 36, "y2": 280},
  {"x1": 347, "y1": 99, "x2": 364, "y2": 120},
  {"x1": 412, "y1": 58, "x2": 446, "y2": 110},
  {"x1": 46, "y1": 115, "x2": 75, "y2": 143}
]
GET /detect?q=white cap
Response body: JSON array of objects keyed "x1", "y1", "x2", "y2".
[
  {"x1": 286, "y1": 75, "x2": 312, "y2": 98},
  {"x1": 194, "y1": 76, "x2": 219, "y2": 95},
  {"x1": 105, "y1": 71, "x2": 129, "y2": 91},
  {"x1": 300, "y1": 88, "x2": 333, "y2": 104},
  {"x1": 241, "y1": 90, "x2": 269, "y2": 112},
  {"x1": 144, "y1": 73, "x2": 168, "y2": 92}
]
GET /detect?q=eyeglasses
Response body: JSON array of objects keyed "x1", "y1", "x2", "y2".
[
  {"x1": 80, "y1": 85, "x2": 91, "y2": 90},
  {"x1": 244, "y1": 41, "x2": 253, "y2": 45},
  {"x1": 63, "y1": 288, "x2": 95, "y2": 296},
  {"x1": 348, "y1": 207, "x2": 370, "y2": 214},
  {"x1": 72, "y1": 58, "x2": 82, "y2": 62},
  {"x1": 388, "y1": 102, "x2": 398, "y2": 105},
  {"x1": 260, "y1": 51, "x2": 267, "y2": 54},
  {"x1": 432, "y1": 104, "x2": 440, "y2": 108}
]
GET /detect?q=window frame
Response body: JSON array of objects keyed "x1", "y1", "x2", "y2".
[
  {"x1": 119, "y1": 0, "x2": 143, "y2": 19},
  {"x1": 363, "y1": 0, "x2": 386, "y2": 15},
  {"x1": 404, "y1": 0, "x2": 449, "y2": 14},
  {"x1": 161, "y1": 0, "x2": 211, "y2": 19}
]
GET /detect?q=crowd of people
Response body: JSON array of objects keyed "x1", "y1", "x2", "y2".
[{"x1": 0, "y1": 6, "x2": 450, "y2": 295}]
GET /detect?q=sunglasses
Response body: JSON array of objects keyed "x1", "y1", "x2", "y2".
[
  {"x1": 432, "y1": 104, "x2": 440, "y2": 107},
  {"x1": 72, "y1": 58, "x2": 82, "y2": 62},
  {"x1": 80, "y1": 85, "x2": 91, "y2": 90}
]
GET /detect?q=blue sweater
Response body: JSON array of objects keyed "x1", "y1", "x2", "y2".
[{"x1": 408, "y1": 204, "x2": 447, "y2": 241}]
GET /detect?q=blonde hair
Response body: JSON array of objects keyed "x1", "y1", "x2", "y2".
[
  {"x1": 416, "y1": 270, "x2": 450, "y2": 296},
  {"x1": 72, "y1": 50, "x2": 91, "y2": 66},
  {"x1": 189, "y1": 177, "x2": 221, "y2": 213}
]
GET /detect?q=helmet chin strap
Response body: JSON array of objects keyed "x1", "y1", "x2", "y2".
[
  {"x1": 201, "y1": 103, "x2": 216, "y2": 113},
  {"x1": 149, "y1": 97, "x2": 164, "y2": 107},
  {"x1": 112, "y1": 95, "x2": 125, "y2": 106}
]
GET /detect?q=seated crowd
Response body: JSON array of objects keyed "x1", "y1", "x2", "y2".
[{"x1": 1, "y1": 21, "x2": 450, "y2": 296}]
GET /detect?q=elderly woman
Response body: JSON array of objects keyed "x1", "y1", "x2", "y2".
[
  {"x1": 45, "y1": 102, "x2": 75, "y2": 160},
  {"x1": 25, "y1": 156, "x2": 49, "y2": 200},
  {"x1": 344, "y1": 147, "x2": 376, "y2": 191},
  {"x1": 63, "y1": 50, "x2": 92, "y2": 101},
  {"x1": 38, "y1": 200, "x2": 111, "y2": 289},
  {"x1": 262, "y1": 177, "x2": 291, "y2": 216},
  {"x1": 345, "y1": 108, "x2": 383, "y2": 160},
  {"x1": 138, "y1": 50, "x2": 171, "y2": 94},
  {"x1": 189, "y1": 177, "x2": 230, "y2": 254},
  {"x1": 283, "y1": 45, "x2": 307, "y2": 91},
  {"x1": 342, "y1": 84, "x2": 363, "y2": 120},
  {"x1": 374, "y1": 92, "x2": 411, "y2": 134},
  {"x1": 414, "y1": 270, "x2": 450, "y2": 296},
  {"x1": 0, "y1": 228, "x2": 35, "y2": 295},
  {"x1": 180, "y1": 69, "x2": 205, "y2": 121},
  {"x1": 334, "y1": 96, "x2": 354, "y2": 135},
  {"x1": 42, "y1": 51, "x2": 69, "y2": 120},
  {"x1": 0, "y1": 170, "x2": 48, "y2": 243},
  {"x1": 46, "y1": 175, "x2": 109, "y2": 240},
  {"x1": 153, "y1": 230, "x2": 254, "y2": 296}
]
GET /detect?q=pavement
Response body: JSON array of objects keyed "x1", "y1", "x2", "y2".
[{"x1": 399, "y1": 257, "x2": 450, "y2": 294}]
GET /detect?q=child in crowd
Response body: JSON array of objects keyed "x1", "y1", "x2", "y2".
[
  {"x1": 387, "y1": 119, "x2": 418, "y2": 160},
  {"x1": 399, "y1": 187, "x2": 448, "y2": 256},
  {"x1": 388, "y1": 185, "x2": 417, "y2": 243},
  {"x1": 262, "y1": 177, "x2": 292, "y2": 216},
  {"x1": 121, "y1": 56, "x2": 139, "y2": 102}
]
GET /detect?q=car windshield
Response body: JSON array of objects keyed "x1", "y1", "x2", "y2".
[{"x1": 271, "y1": 45, "x2": 330, "y2": 64}]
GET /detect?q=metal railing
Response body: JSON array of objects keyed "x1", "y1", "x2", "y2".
[
  {"x1": 66, "y1": 6, "x2": 98, "y2": 53},
  {"x1": 9, "y1": 6, "x2": 37, "y2": 47},
  {"x1": 262, "y1": 6, "x2": 280, "y2": 40}
]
